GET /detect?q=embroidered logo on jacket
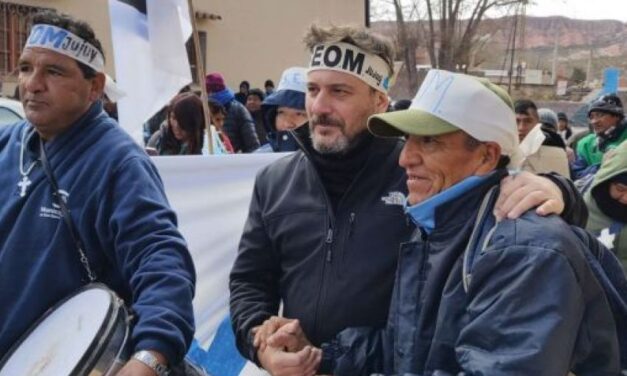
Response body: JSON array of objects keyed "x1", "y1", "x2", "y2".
[
  {"x1": 40, "y1": 190, "x2": 69, "y2": 220},
  {"x1": 381, "y1": 191, "x2": 406, "y2": 206}
]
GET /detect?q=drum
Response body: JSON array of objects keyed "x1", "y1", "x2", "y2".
[{"x1": 0, "y1": 284, "x2": 131, "y2": 376}]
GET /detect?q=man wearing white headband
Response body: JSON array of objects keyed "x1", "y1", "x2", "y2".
[
  {"x1": 0, "y1": 11, "x2": 195, "y2": 376},
  {"x1": 266, "y1": 70, "x2": 622, "y2": 375},
  {"x1": 230, "y1": 26, "x2": 588, "y2": 375}
]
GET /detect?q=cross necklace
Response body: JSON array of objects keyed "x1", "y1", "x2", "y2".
[{"x1": 17, "y1": 127, "x2": 37, "y2": 197}]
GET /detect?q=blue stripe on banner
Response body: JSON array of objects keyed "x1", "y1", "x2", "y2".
[{"x1": 187, "y1": 315, "x2": 247, "y2": 376}]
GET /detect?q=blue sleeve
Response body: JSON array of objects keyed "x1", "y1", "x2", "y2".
[
  {"x1": 571, "y1": 155, "x2": 599, "y2": 181},
  {"x1": 457, "y1": 245, "x2": 585, "y2": 375},
  {"x1": 99, "y1": 156, "x2": 196, "y2": 365}
]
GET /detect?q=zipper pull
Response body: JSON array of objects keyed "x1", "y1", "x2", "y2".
[
  {"x1": 348, "y1": 213, "x2": 356, "y2": 238},
  {"x1": 326, "y1": 228, "x2": 333, "y2": 262}
]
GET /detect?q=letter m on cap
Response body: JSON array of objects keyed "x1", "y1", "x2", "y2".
[
  {"x1": 37, "y1": 25, "x2": 68, "y2": 48},
  {"x1": 414, "y1": 71, "x2": 455, "y2": 114}
]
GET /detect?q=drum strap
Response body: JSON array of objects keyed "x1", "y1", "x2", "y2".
[{"x1": 39, "y1": 138, "x2": 97, "y2": 282}]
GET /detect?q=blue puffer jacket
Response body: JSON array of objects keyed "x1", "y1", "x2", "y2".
[{"x1": 320, "y1": 170, "x2": 620, "y2": 376}]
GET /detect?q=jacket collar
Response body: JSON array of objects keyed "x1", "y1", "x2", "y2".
[
  {"x1": 25, "y1": 101, "x2": 106, "y2": 158},
  {"x1": 406, "y1": 170, "x2": 506, "y2": 235}
]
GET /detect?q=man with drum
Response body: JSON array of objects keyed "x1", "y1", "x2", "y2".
[{"x1": 0, "y1": 11, "x2": 195, "y2": 376}]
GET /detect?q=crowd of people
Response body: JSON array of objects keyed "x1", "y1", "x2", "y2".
[{"x1": 0, "y1": 8, "x2": 626, "y2": 376}]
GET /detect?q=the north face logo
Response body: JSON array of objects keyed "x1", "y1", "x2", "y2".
[{"x1": 381, "y1": 191, "x2": 406, "y2": 206}]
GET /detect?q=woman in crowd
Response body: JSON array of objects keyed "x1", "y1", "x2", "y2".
[{"x1": 147, "y1": 93, "x2": 205, "y2": 155}]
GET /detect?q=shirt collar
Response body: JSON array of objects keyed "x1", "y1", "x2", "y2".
[{"x1": 405, "y1": 172, "x2": 496, "y2": 234}]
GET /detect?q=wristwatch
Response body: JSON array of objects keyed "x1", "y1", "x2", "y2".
[{"x1": 132, "y1": 350, "x2": 171, "y2": 376}]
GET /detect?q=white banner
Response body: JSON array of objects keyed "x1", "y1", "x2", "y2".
[
  {"x1": 154, "y1": 153, "x2": 288, "y2": 375},
  {"x1": 109, "y1": 0, "x2": 193, "y2": 143}
]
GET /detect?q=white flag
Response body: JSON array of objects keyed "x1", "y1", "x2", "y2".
[{"x1": 109, "y1": 0, "x2": 193, "y2": 143}]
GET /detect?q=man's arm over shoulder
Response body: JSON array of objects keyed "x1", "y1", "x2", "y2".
[
  {"x1": 229, "y1": 172, "x2": 282, "y2": 363},
  {"x1": 540, "y1": 172, "x2": 588, "y2": 226},
  {"x1": 458, "y1": 220, "x2": 619, "y2": 375},
  {"x1": 98, "y1": 156, "x2": 196, "y2": 366}
]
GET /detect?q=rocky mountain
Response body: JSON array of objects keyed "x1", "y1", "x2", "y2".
[{"x1": 372, "y1": 16, "x2": 627, "y2": 77}]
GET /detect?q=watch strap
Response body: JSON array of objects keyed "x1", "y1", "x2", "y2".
[{"x1": 132, "y1": 350, "x2": 170, "y2": 376}]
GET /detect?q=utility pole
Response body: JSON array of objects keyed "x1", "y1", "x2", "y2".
[
  {"x1": 585, "y1": 47, "x2": 593, "y2": 88},
  {"x1": 551, "y1": 22, "x2": 559, "y2": 85},
  {"x1": 507, "y1": 4, "x2": 520, "y2": 94}
]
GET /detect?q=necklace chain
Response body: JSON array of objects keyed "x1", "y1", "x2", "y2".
[{"x1": 19, "y1": 127, "x2": 37, "y2": 177}]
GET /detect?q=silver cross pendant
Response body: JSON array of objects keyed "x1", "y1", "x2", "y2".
[{"x1": 17, "y1": 175, "x2": 31, "y2": 197}]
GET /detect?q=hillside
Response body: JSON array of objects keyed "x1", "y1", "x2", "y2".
[{"x1": 371, "y1": 16, "x2": 627, "y2": 80}]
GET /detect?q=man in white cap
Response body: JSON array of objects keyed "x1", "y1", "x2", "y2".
[
  {"x1": 229, "y1": 25, "x2": 589, "y2": 375},
  {"x1": 0, "y1": 11, "x2": 195, "y2": 376},
  {"x1": 264, "y1": 70, "x2": 621, "y2": 375}
]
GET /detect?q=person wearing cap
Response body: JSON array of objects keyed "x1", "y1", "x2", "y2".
[
  {"x1": 245, "y1": 88, "x2": 268, "y2": 144},
  {"x1": 264, "y1": 70, "x2": 620, "y2": 376},
  {"x1": 205, "y1": 72, "x2": 260, "y2": 153},
  {"x1": 255, "y1": 67, "x2": 308, "y2": 153},
  {"x1": 538, "y1": 107, "x2": 566, "y2": 147},
  {"x1": 229, "y1": 25, "x2": 588, "y2": 375},
  {"x1": 583, "y1": 142, "x2": 627, "y2": 271},
  {"x1": 572, "y1": 94, "x2": 627, "y2": 180},
  {"x1": 0, "y1": 11, "x2": 196, "y2": 375},
  {"x1": 558, "y1": 111, "x2": 573, "y2": 141}
]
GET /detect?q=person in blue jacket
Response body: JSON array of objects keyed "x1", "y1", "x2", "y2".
[
  {"x1": 231, "y1": 24, "x2": 594, "y2": 376},
  {"x1": 255, "y1": 66, "x2": 308, "y2": 153},
  {"x1": 0, "y1": 11, "x2": 195, "y2": 376},
  {"x1": 263, "y1": 70, "x2": 621, "y2": 375}
]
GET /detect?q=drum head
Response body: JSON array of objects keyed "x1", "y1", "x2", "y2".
[{"x1": 0, "y1": 287, "x2": 115, "y2": 376}]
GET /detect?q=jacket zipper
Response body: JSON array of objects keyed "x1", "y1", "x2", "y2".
[
  {"x1": 347, "y1": 212, "x2": 356, "y2": 239},
  {"x1": 325, "y1": 227, "x2": 334, "y2": 262}
]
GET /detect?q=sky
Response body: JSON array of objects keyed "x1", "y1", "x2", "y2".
[
  {"x1": 372, "y1": 0, "x2": 627, "y2": 22},
  {"x1": 525, "y1": 0, "x2": 627, "y2": 22}
]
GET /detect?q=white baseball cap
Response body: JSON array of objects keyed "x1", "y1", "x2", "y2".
[{"x1": 368, "y1": 69, "x2": 522, "y2": 167}]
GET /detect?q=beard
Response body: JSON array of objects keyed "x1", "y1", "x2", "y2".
[{"x1": 309, "y1": 114, "x2": 355, "y2": 154}]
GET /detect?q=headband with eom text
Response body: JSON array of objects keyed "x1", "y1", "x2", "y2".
[
  {"x1": 26, "y1": 24, "x2": 105, "y2": 73},
  {"x1": 24, "y1": 24, "x2": 125, "y2": 101},
  {"x1": 308, "y1": 42, "x2": 391, "y2": 94}
]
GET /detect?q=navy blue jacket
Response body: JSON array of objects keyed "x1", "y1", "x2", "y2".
[
  {"x1": 320, "y1": 171, "x2": 619, "y2": 375},
  {"x1": 230, "y1": 133, "x2": 413, "y2": 362},
  {"x1": 0, "y1": 102, "x2": 196, "y2": 364}
]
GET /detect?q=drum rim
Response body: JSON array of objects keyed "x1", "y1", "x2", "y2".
[
  {"x1": 71, "y1": 284, "x2": 129, "y2": 375},
  {"x1": 0, "y1": 283, "x2": 126, "y2": 374}
]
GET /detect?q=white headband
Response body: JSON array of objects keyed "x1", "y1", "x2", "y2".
[
  {"x1": 308, "y1": 42, "x2": 391, "y2": 93},
  {"x1": 25, "y1": 24, "x2": 125, "y2": 101},
  {"x1": 26, "y1": 24, "x2": 105, "y2": 73}
]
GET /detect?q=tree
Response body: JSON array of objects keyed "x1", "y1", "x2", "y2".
[
  {"x1": 377, "y1": 0, "x2": 527, "y2": 94},
  {"x1": 570, "y1": 66, "x2": 586, "y2": 85}
]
